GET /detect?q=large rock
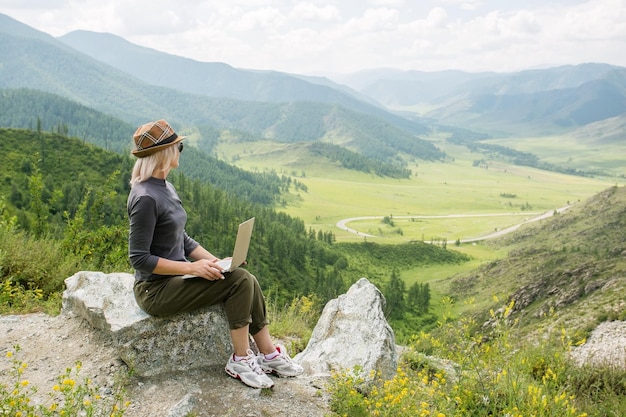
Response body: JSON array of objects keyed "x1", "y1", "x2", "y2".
[
  {"x1": 62, "y1": 271, "x2": 232, "y2": 377},
  {"x1": 294, "y1": 278, "x2": 398, "y2": 381}
]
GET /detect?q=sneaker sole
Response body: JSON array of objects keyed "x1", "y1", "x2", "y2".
[
  {"x1": 225, "y1": 366, "x2": 275, "y2": 389},
  {"x1": 262, "y1": 367, "x2": 304, "y2": 378}
]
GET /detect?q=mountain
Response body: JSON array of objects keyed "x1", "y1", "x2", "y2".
[
  {"x1": 58, "y1": 31, "x2": 372, "y2": 107},
  {"x1": 448, "y1": 184, "x2": 626, "y2": 339},
  {"x1": 427, "y1": 67, "x2": 626, "y2": 134},
  {"x1": 331, "y1": 68, "x2": 494, "y2": 104},
  {"x1": 58, "y1": 30, "x2": 429, "y2": 137},
  {"x1": 0, "y1": 13, "x2": 440, "y2": 164},
  {"x1": 332, "y1": 64, "x2": 626, "y2": 135},
  {"x1": 570, "y1": 113, "x2": 626, "y2": 145}
]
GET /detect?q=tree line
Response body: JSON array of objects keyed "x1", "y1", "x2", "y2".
[
  {"x1": 309, "y1": 142, "x2": 412, "y2": 178},
  {"x1": 1, "y1": 127, "x2": 471, "y2": 338}
]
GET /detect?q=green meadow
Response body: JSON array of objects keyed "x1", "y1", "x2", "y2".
[
  {"x1": 219, "y1": 135, "x2": 617, "y2": 316},
  {"x1": 222, "y1": 138, "x2": 615, "y2": 247},
  {"x1": 485, "y1": 134, "x2": 626, "y2": 176}
]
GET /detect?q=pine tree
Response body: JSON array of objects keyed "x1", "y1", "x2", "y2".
[{"x1": 384, "y1": 269, "x2": 406, "y2": 320}]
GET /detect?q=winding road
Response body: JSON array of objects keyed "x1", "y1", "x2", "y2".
[{"x1": 336, "y1": 205, "x2": 573, "y2": 243}]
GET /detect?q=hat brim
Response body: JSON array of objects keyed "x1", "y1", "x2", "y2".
[{"x1": 132, "y1": 135, "x2": 186, "y2": 158}]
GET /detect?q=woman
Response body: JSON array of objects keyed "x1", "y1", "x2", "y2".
[{"x1": 127, "y1": 119, "x2": 302, "y2": 389}]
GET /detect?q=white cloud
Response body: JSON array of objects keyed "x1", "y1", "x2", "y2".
[
  {"x1": 2, "y1": 0, "x2": 626, "y2": 73},
  {"x1": 230, "y1": 7, "x2": 284, "y2": 32},
  {"x1": 437, "y1": 0, "x2": 485, "y2": 11},
  {"x1": 347, "y1": 7, "x2": 400, "y2": 32},
  {"x1": 426, "y1": 7, "x2": 449, "y2": 28},
  {"x1": 368, "y1": 0, "x2": 405, "y2": 6},
  {"x1": 290, "y1": 3, "x2": 340, "y2": 21}
]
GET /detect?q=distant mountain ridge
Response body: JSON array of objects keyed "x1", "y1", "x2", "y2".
[
  {"x1": 1, "y1": 11, "x2": 624, "y2": 162},
  {"x1": 333, "y1": 64, "x2": 626, "y2": 135},
  {"x1": 59, "y1": 30, "x2": 370, "y2": 106},
  {"x1": 0, "y1": 13, "x2": 442, "y2": 164},
  {"x1": 57, "y1": 30, "x2": 429, "y2": 137}
]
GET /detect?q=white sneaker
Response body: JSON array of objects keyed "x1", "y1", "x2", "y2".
[
  {"x1": 258, "y1": 344, "x2": 304, "y2": 377},
  {"x1": 225, "y1": 349, "x2": 275, "y2": 388}
]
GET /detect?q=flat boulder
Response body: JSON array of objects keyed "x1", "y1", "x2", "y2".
[
  {"x1": 62, "y1": 271, "x2": 232, "y2": 377},
  {"x1": 294, "y1": 278, "x2": 398, "y2": 382}
]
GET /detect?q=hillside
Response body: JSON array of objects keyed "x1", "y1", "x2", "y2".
[
  {"x1": 446, "y1": 185, "x2": 626, "y2": 339},
  {"x1": 0, "y1": 127, "x2": 472, "y2": 312},
  {"x1": 334, "y1": 64, "x2": 626, "y2": 136},
  {"x1": 571, "y1": 113, "x2": 626, "y2": 145},
  {"x1": 0, "y1": 13, "x2": 441, "y2": 166},
  {"x1": 59, "y1": 31, "x2": 380, "y2": 111},
  {"x1": 57, "y1": 29, "x2": 432, "y2": 140},
  {"x1": 0, "y1": 122, "x2": 287, "y2": 207}
]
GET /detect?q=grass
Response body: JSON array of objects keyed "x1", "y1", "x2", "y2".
[
  {"x1": 219, "y1": 135, "x2": 616, "y2": 312},
  {"x1": 327, "y1": 300, "x2": 626, "y2": 417},
  {"x1": 266, "y1": 294, "x2": 322, "y2": 354},
  {"x1": 485, "y1": 132, "x2": 626, "y2": 176},
  {"x1": 223, "y1": 138, "x2": 614, "y2": 246}
]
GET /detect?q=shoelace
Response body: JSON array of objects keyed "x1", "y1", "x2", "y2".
[{"x1": 244, "y1": 349, "x2": 265, "y2": 374}]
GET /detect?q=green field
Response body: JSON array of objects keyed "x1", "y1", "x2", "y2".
[
  {"x1": 222, "y1": 139, "x2": 615, "y2": 247},
  {"x1": 217, "y1": 135, "x2": 616, "y2": 315},
  {"x1": 485, "y1": 134, "x2": 626, "y2": 176}
]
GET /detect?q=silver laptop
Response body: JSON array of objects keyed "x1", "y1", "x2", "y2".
[
  {"x1": 215, "y1": 217, "x2": 255, "y2": 272},
  {"x1": 182, "y1": 217, "x2": 255, "y2": 278}
]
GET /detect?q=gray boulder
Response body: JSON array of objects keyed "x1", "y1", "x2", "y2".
[
  {"x1": 294, "y1": 278, "x2": 398, "y2": 382},
  {"x1": 62, "y1": 271, "x2": 232, "y2": 377}
]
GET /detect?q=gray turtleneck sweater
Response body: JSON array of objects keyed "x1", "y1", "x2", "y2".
[{"x1": 127, "y1": 177, "x2": 199, "y2": 281}]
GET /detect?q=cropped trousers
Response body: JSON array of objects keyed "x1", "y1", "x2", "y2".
[{"x1": 133, "y1": 268, "x2": 268, "y2": 335}]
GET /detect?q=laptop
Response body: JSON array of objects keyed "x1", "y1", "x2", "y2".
[{"x1": 182, "y1": 217, "x2": 255, "y2": 278}]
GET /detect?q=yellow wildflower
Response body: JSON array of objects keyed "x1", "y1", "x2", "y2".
[{"x1": 62, "y1": 378, "x2": 76, "y2": 386}]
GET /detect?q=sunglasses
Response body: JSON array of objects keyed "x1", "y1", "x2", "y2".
[{"x1": 178, "y1": 142, "x2": 184, "y2": 153}]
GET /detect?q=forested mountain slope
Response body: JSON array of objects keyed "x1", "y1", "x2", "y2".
[
  {"x1": 0, "y1": 13, "x2": 441, "y2": 165},
  {"x1": 0, "y1": 127, "x2": 464, "y2": 306},
  {"x1": 0, "y1": 94, "x2": 290, "y2": 205}
]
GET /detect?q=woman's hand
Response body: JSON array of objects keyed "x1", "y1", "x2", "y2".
[{"x1": 190, "y1": 259, "x2": 225, "y2": 281}]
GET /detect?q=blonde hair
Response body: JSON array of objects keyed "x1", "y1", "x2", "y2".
[{"x1": 130, "y1": 145, "x2": 178, "y2": 187}]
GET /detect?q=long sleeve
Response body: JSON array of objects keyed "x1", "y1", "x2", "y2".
[{"x1": 127, "y1": 177, "x2": 199, "y2": 281}]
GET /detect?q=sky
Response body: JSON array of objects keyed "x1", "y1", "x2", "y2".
[{"x1": 2, "y1": 0, "x2": 626, "y2": 75}]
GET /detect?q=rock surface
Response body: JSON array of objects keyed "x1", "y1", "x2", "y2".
[
  {"x1": 570, "y1": 320, "x2": 626, "y2": 367},
  {"x1": 295, "y1": 277, "x2": 398, "y2": 381},
  {"x1": 0, "y1": 272, "x2": 404, "y2": 416},
  {"x1": 62, "y1": 271, "x2": 233, "y2": 377},
  {"x1": 0, "y1": 313, "x2": 330, "y2": 417}
]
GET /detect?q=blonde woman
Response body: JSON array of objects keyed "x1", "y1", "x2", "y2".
[{"x1": 127, "y1": 119, "x2": 302, "y2": 389}]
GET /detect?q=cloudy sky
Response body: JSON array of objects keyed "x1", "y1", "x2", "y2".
[{"x1": 2, "y1": 0, "x2": 626, "y2": 75}]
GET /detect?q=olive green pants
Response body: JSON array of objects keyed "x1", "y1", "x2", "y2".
[{"x1": 133, "y1": 268, "x2": 268, "y2": 334}]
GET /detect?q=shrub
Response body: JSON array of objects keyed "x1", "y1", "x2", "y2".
[
  {"x1": 268, "y1": 294, "x2": 322, "y2": 353},
  {"x1": 326, "y1": 299, "x2": 624, "y2": 416}
]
